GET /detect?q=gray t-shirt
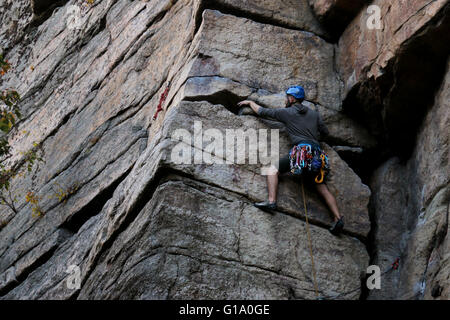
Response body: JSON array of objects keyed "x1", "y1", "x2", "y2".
[{"x1": 257, "y1": 103, "x2": 329, "y2": 145}]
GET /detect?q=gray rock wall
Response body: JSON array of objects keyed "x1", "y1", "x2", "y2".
[
  {"x1": 0, "y1": 0, "x2": 448, "y2": 300},
  {"x1": 369, "y1": 60, "x2": 449, "y2": 300}
]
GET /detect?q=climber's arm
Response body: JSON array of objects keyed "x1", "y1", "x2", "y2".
[
  {"x1": 318, "y1": 113, "x2": 330, "y2": 141},
  {"x1": 237, "y1": 100, "x2": 262, "y2": 114},
  {"x1": 238, "y1": 100, "x2": 287, "y2": 122}
]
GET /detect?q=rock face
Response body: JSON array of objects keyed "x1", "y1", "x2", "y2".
[
  {"x1": 0, "y1": 0, "x2": 447, "y2": 300},
  {"x1": 177, "y1": 9, "x2": 343, "y2": 109},
  {"x1": 308, "y1": 0, "x2": 367, "y2": 38},
  {"x1": 208, "y1": 0, "x2": 327, "y2": 37},
  {"x1": 369, "y1": 61, "x2": 449, "y2": 300},
  {"x1": 0, "y1": 0, "x2": 33, "y2": 51},
  {"x1": 79, "y1": 177, "x2": 368, "y2": 299},
  {"x1": 336, "y1": 0, "x2": 450, "y2": 152},
  {"x1": 337, "y1": 0, "x2": 449, "y2": 95}
]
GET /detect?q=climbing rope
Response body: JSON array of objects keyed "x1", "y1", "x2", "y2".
[
  {"x1": 300, "y1": 177, "x2": 319, "y2": 298},
  {"x1": 152, "y1": 81, "x2": 171, "y2": 121}
]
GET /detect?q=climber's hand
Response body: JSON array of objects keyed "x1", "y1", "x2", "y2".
[
  {"x1": 237, "y1": 100, "x2": 252, "y2": 107},
  {"x1": 238, "y1": 100, "x2": 260, "y2": 114}
]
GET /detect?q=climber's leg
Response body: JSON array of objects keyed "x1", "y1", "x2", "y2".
[
  {"x1": 254, "y1": 166, "x2": 278, "y2": 211},
  {"x1": 254, "y1": 154, "x2": 289, "y2": 211},
  {"x1": 314, "y1": 182, "x2": 345, "y2": 235},
  {"x1": 267, "y1": 168, "x2": 279, "y2": 203},
  {"x1": 314, "y1": 183, "x2": 342, "y2": 221}
]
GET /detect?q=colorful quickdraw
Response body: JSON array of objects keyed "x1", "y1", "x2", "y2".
[
  {"x1": 289, "y1": 143, "x2": 330, "y2": 183},
  {"x1": 289, "y1": 144, "x2": 312, "y2": 175}
]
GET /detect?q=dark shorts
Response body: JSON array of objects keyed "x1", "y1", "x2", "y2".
[
  {"x1": 278, "y1": 153, "x2": 291, "y2": 174},
  {"x1": 277, "y1": 153, "x2": 326, "y2": 184}
]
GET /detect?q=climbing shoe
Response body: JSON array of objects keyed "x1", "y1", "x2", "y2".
[
  {"x1": 254, "y1": 201, "x2": 277, "y2": 212},
  {"x1": 329, "y1": 218, "x2": 344, "y2": 236}
]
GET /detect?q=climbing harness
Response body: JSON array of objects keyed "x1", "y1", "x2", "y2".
[
  {"x1": 289, "y1": 142, "x2": 329, "y2": 183},
  {"x1": 152, "y1": 81, "x2": 171, "y2": 121},
  {"x1": 289, "y1": 143, "x2": 313, "y2": 175},
  {"x1": 300, "y1": 177, "x2": 319, "y2": 298}
]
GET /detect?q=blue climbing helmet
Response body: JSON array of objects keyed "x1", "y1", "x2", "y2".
[{"x1": 286, "y1": 85, "x2": 305, "y2": 100}]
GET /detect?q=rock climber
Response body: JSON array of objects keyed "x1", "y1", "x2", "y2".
[{"x1": 237, "y1": 86, "x2": 344, "y2": 235}]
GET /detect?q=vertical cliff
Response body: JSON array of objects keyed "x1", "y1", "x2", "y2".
[
  {"x1": 0, "y1": 0, "x2": 448, "y2": 300},
  {"x1": 335, "y1": 0, "x2": 449, "y2": 299}
]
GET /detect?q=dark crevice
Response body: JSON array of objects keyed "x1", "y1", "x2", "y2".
[
  {"x1": 78, "y1": 167, "x2": 170, "y2": 293},
  {"x1": 342, "y1": 2, "x2": 450, "y2": 161},
  {"x1": 311, "y1": 0, "x2": 371, "y2": 42},
  {"x1": 0, "y1": 279, "x2": 19, "y2": 298},
  {"x1": 337, "y1": 145, "x2": 391, "y2": 186},
  {"x1": 340, "y1": 2, "x2": 450, "y2": 187},
  {"x1": 0, "y1": 245, "x2": 59, "y2": 297},
  {"x1": 107, "y1": 103, "x2": 142, "y2": 129},
  {"x1": 32, "y1": 0, "x2": 67, "y2": 16},
  {"x1": 288, "y1": 286, "x2": 298, "y2": 300},
  {"x1": 194, "y1": 0, "x2": 207, "y2": 35},
  {"x1": 342, "y1": 81, "x2": 384, "y2": 142},
  {"x1": 30, "y1": 0, "x2": 69, "y2": 28},
  {"x1": 347, "y1": 3, "x2": 450, "y2": 301},
  {"x1": 147, "y1": 7, "x2": 170, "y2": 28},
  {"x1": 59, "y1": 167, "x2": 132, "y2": 234},
  {"x1": 77, "y1": 14, "x2": 108, "y2": 53},
  {"x1": 46, "y1": 108, "x2": 77, "y2": 141},
  {"x1": 359, "y1": 275, "x2": 369, "y2": 300},
  {"x1": 359, "y1": 190, "x2": 378, "y2": 300},
  {"x1": 431, "y1": 284, "x2": 443, "y2": 298},
  {"x1": 183, "y1": 91, "x2": 248, "y2": 115}
]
